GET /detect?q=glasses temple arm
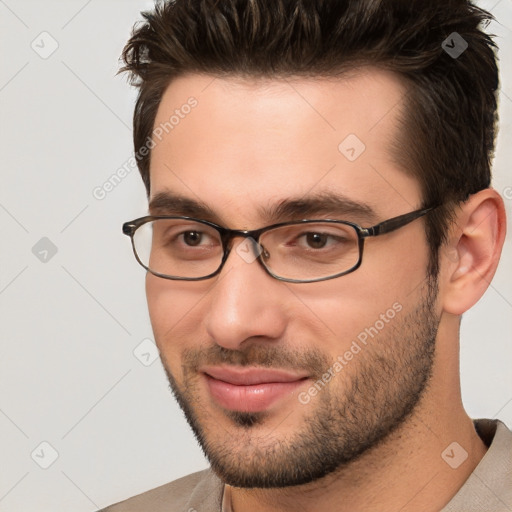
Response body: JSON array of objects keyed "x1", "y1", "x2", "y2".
[{"x1": 365, "y1": 206, "x2": 437, "y2": 237}]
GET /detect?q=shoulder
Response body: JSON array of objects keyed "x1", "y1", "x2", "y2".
[
  {"x1": 442, "y1": 419, "x2": 512, "y2": 511},
  {"x1": 99, "y1": 468, "x2": 224, "y2": 512}
]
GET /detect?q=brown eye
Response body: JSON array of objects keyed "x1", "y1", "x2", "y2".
[
  {"x1": 183, "y1": 231, "x2": 203, "y2": 246},
  {"x1": 305, "y1": 233, "x2": 328, "y2": 249}
]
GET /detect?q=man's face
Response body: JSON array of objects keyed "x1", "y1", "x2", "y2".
[{"x1": 146, "y1": 70, "x2": 440, "y2": 487}]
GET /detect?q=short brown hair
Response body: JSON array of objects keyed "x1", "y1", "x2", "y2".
[{"x1": 119, "y1": 0, "x2": 499, "y2": 274}]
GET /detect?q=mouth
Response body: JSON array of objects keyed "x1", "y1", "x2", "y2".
[{"x1": 201, "y1": 366, "x2": 310, "y2": 413}]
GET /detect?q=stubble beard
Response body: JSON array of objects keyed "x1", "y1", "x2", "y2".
[{"x1": 160, "y1": 277, "x2": 439, "y2": 488}]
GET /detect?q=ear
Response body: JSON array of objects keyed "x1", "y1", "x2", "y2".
[{"x1": 440, "y1": 188, "x2": 507, "y2": 315}]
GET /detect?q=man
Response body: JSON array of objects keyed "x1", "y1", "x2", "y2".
[{"x1": 102, "y1": 0, "x2": 511, "y2": 510}]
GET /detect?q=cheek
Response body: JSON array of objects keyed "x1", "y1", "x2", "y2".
[
  {"x1": 146, "y1": 274, "x2": 171, "y2": 337},
  {"x1": 362, "y1": 227, "x2": 431, "y2": 294},
  {"x1": 291, "y1": 234, "x2": 429, "y2": 347},
  {"x1": 145, "y1": 274, "x2": 208, "y2": 357}
]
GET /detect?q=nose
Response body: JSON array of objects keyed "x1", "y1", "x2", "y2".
[{"x1": 203, "y1": 239, "x2": 287, "y2": 351}]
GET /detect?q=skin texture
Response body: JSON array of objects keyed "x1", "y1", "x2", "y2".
[{"x1": 145, "y1": 70, "x2": 506, "y2": 512}]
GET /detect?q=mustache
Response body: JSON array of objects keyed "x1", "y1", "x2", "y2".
[{"x1": 181, "y1": 343, "x2": 330, "y2": 377}]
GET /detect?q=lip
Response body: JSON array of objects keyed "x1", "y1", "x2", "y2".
[{"x1": 201, "y1": 366, "x2": 309, "y2": 413}]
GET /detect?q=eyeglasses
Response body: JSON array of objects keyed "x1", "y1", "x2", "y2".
[{"x1": 122, "y1": 206, "x2": 437, "y2": 283}]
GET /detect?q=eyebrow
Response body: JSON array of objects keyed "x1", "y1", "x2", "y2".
[{"x1": 148, "y1": 190, "x2": 378, "y2": 226}]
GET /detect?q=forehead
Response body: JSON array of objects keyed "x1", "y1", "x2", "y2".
[{"x1": 149, "y1": 70, "x2": 421, "y2": 226}]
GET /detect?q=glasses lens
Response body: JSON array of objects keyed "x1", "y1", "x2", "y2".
[
  {"x1": 133, "y1": 219, "x2": 223, "y2": 279},
  {"x1": 260, "y1": 222, "x2": 360, "y2": 280}
]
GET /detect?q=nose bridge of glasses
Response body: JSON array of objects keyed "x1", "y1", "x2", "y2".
[
  {"x1": 219, "y1": 229, "x2": 268, "y2": 265},
  {"x1": 221, "y1": 227, "x2": 264, "y2": 249}
]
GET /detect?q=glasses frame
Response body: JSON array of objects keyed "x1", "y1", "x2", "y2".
[{"x1": 122, "y1": 205, "x2": 437, "y2": 283}]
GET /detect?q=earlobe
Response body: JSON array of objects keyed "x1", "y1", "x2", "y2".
[{"x1": 441, "y1": 189, "x2": 507, "y2": 315}]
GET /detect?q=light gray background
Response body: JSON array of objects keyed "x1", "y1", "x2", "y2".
[{"x1": 0, "y1": 1, "x2": 511, "y2": 510}]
